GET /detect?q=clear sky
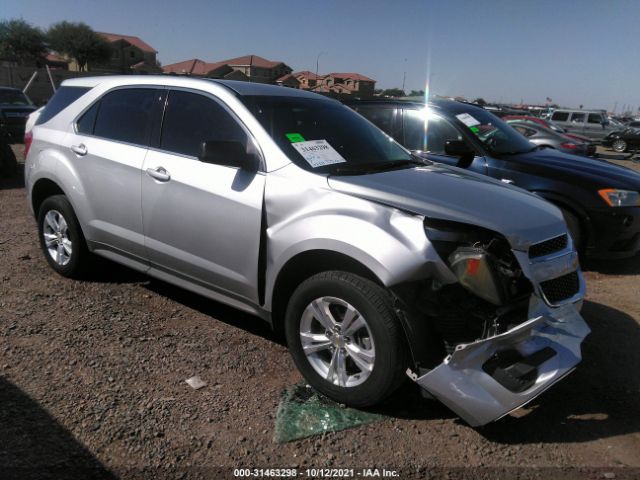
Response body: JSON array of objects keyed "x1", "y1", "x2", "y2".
[{"x1": 3, "y1": 0, "x2": 638, "y2": 111}]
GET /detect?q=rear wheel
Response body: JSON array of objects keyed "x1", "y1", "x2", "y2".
[
  {"x1": 612, "y1": 139, "x2": 627, "y2": 153},
  {"x1": 285, "y1": 271, "x2": 408, "y2": 407},
  {"x1": 37, "y1": 195, "x2": 90, "y2": 278}
]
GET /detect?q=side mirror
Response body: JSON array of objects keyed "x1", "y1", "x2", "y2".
[
  {"x1": 444, "y1": 140, "x2": 475, "y2": 168},
  {"x1": 199, "y1": 140, "x2": 259, "y2": 171}
]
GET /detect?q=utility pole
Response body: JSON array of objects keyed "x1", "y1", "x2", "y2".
[
  {"x1": 315, "y1": 51, "x2": 326, "y2": 78},
  {"x1": 401, "y1": 58, "x2": 407, "y2": 92}
]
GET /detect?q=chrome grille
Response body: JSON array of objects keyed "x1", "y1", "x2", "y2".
[
  {"x1": 540, "y1": 271, "x2": 580, "y2": 304},
  {"x1": 529, "y1": 234, "x2": 568, "y2": 259}
]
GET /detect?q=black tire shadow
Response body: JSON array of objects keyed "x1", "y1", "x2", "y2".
[
  {"x1": 477, "y1": 300, "x2": 640, "y2": 444},
  {"x1": 0, "y1": 376, "x2": 117, "y2": 480},
  {"x1": 583, "y1": 253, "x2": 640, "y2": 275},
  {"x1": 0, "y1": 163, "x2": 24, "y2": 190}
]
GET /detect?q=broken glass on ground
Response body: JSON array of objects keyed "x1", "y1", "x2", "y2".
[{"x1": 274, "y1": 383, "x2": 384, "y2": 443}]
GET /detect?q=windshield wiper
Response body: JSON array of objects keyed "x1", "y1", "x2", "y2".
[{"x1": 333, "y1": 159, "x2": 426, "y2": 175}]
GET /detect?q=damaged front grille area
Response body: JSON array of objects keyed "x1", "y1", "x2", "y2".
[
  {"x1": 539, "y1": 271, "x2": 580, "y2": 304},
  {"x1": 529, "y1": 234, "x2": 568, "y2": 258}
]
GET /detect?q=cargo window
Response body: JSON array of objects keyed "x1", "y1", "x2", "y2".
[
  {"x1": 93, "y1": 88, "x2": 156, "y2": 146},
  {"x1": 551, "y1": 112, "x2": 569, "y2": 122},
  {"x1": 160, "y1": 90, "x2": 247, "y2": 158},
  {"x1": 35, "y1": 86, "x2": 90, "y2": 125}
]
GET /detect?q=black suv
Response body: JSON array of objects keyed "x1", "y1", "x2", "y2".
[
  {"x1": 344, "y1": 98, "x2": 640, "y2": 259},
  {"x1": 0, "y1": 87, "x2": 37, "y2": 143}
]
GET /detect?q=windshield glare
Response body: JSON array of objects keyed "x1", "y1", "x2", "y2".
[
  {"x1": 241, "y1": 96, "x2": 412, "y2": 174},
  {"x1": 461, "y1": 109, "x2": 536, "y2": 155}
]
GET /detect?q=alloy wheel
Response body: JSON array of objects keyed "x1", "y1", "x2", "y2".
[
  {"x1": 613, "y1": 140, "x2": 627, "y2": 153},
  {"x1": 42, "y1": 209, "x2": 72, "y2": 266},
  {"x1": 299, "y1": 296, "x2": 375, "y2": 388}
]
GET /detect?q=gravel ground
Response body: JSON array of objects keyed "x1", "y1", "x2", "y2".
[{"x1": 1, "y1": 145, "x2": 639, "y2": 479}]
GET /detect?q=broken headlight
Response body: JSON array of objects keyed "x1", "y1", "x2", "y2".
[{"x1": 448, "y1": 247, "x2": 505, "y2": 305}]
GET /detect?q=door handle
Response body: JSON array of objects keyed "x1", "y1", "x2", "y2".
[
  {"x1": 146, "y1": 167, "x2": 171, "y2": 182},
  {"x1": 70, "y1": 144, "x2": 87, "y2": 156}
]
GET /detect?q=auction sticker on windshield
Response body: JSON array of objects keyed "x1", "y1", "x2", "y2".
[
  {"x1": 291, "y1": 140, "x2": 347, "y2": 167},
  {"x1": 456, "y1": 113, "x2": 481, "y2": 127}
]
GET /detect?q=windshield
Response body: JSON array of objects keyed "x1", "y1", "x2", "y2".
[
  {"x1": 0, "y1": 90, "x2": 32, "y2": 106},
  {"x1": 241, "y1": 96, "x2": 415, "y2": 174},
  {"x1": 458, "y1": 108, "x2": 536, "y2": 155}
]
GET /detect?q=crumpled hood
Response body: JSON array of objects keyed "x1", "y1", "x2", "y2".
[{"x1": 328, "y1": 164, "x2": 566, "y2": 251}]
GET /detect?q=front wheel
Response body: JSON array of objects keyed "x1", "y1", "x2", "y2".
[
  {"x1": 285, "y1": 271, "x2": 408, "y2": 407},
  {"x1": 612, "y1": 139, "x2": 627, "y2": 153},
  {"x1": 560, "y1": 208, "x2": 583, "y2": 254}
]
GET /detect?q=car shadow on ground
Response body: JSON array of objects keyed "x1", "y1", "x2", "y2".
[
  {"x1": 144, "y1": 278, "x2": 284, "y2": 346},
  {"x1": 476, "y1": 300, "x2": 640, "y2": 444},
  {"x1": 0, "y1": 163, "x2": 24, "y2": 191},
  {"x1": 0, "y1": 376, "x2": 117, "y2": 480},
  {"x1": 582, "y1": 254, "x2": 640, "y2": 275}
]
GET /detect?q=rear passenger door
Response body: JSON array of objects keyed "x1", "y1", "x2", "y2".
[
  {"x1": 71, "y1": 87, "x2": 163, "y2": 263},
  {"x1": 568, "y1": 112, "x2": 586, "y2": 135},
  {"x1": 585, "y1": 112, "x2": 606, "y2": 140},
  {"x1": 141, "y1": 89, "x2": 265, "y2": 304}
]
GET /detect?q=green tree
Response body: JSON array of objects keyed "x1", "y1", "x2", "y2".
[
  {"x1": 381, "y1": 88, "x2": 406, "y2": 98},
  {"x1": 472, "y1": 98, "x2": 487, "y2": 106},
  {"x1": 47, "y1": 21, "x2": 111, "y2": 72},
  {"x1": 0, "y1": 19, "x2": 47, "y2": 65},
  {"x1": 409, "y1": 90, "x2": 425, "y2": 97}
]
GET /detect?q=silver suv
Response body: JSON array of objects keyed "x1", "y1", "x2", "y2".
[{"x1": 26, "y1": 76, "x2": 590, "y2": 426}]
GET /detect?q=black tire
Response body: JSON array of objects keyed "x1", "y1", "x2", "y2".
[
  {"x1": 0, "y1": 139, "x2": 17, "y2": 178},
  {"x1": 37, "y1": 195, "x2": 90, "y2": 278},
  {"x1": 560, "y1": 208, "x2": 583, "y2": 254},
  {"x1": 285, "y1": 271, "x2": 408, "y2": 407},
  {"x1": 612, "y1": 139, "x2": 627, "y2": 153}
]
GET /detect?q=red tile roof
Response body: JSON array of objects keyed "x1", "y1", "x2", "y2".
[
  {"x1": 276, "y1": 73, "x2": 299, "y2": 82},
  {"x1": 97, "y1": 32, "x2": 157, "y2": 53},
  {"x1": 219, "y1": 54, "x2": 286, "y2": 68},
  {"x1": 293, "y1": 70, "x2": 324, "y2": 80},
  {"x1": 45, "y1": 53, "x2": 68, "y2": 63},
  {"x1": 328, "y1": 72, "x2": 375, "y2": 82},
  {"x1": 162, "y1": 58, "x2": 228, "y2": 75}
]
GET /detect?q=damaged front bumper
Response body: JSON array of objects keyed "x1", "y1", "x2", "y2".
[{"x1": 407, "y1": 298, "x2": 590, "y2": 427}]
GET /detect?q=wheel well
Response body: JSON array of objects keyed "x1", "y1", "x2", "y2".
[
  {"x1": 535, "y1": 193, "x2": 590, "y2": 248},
  {"x1": 270, "y1": 250, "x2": 382, "y2": 336},
  {"x1": 31, "y1": 179, "x2": 65, "y2": 216}
]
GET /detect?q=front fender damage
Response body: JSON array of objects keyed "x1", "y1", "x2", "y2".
[{"x1": 406, "y1": 294, "x2": 590, "y2": 427}]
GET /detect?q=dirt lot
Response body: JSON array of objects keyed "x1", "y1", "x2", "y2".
[{"x1": 1, "y1": 145, "x2": 639, "y2": 479}]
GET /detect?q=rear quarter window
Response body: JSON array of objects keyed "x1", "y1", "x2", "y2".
[{"x1": 35, "y1": 86, "x2": 91, "y2": 125}]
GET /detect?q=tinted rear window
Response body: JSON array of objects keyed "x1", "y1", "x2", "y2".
[
  {"x1": 93, "y1": 88, "x2": 156, "y2": 146},
  {"x1": 35, "y1": 86, "x2": 90, "y2": 125}
]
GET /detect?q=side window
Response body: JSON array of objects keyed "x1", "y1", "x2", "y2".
[
  {"x1": 514, "y1": 126, "x2": 536, "y2": 137},
  {"x1": 403, "y1": 109, "x2": 463, "y2": 154},
  {"x1": 160, "y1": 90, "x2": 247, "y2": 158},
  {"x1": 587, "y1": 113, "x2": 603, "y2": 124},
  {"x1": 76, "y1": 102, "x2": 99, "y2": 134},
  {"x1": 93, "y1": 88, "x2": 156, "y2": 146},
  {"x1": 354, "y1": 107, "x2": 400, "y2": 139},
  {"x1": 551, "y1": 112, "x2": 569, "y2": 122},
  {"x1": 570, "y1": 112, "x2": 586, "y2": 123}
]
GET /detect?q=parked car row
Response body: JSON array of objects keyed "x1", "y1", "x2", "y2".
[{"x1": 26, "y1": 76, "x2": 598, "y2": 427}]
